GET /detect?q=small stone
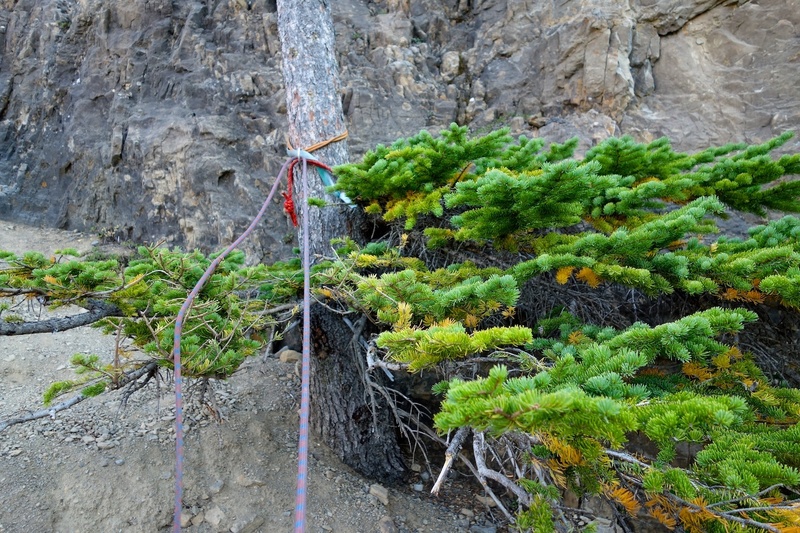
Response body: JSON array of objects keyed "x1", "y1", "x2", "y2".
[
  {"x1": 205, "y1": 505, "x2": 225, "y2": 527},
  {"x1": 9, "y1": 449, "x2": 23, "y2": 457},
  {"x1": 191, "y1": 512, "x2": 205, "y2": 526},
  {"x1": 180, "y1": 511, "x2": 192, "y2": 528},
  {"x1": 378, "y1": 515, "x2": 397, "y2": 533},
  {"x1": 229, "y1": 513, "x2": 265, "y2": 533},
  {"x1": 81, "y1": 436, "x2": 95, "y2": 444},
  {"x1": 420, "y1": 470, "x2": 430, "y2": 481},
  {"x1": 97, "y1": 440, "x2": 116, "y2": 450},
  {"x1": 410, "y1": 463, "x2": 422, "y2": 472},
  {"x1": 470, "y1": 526, "x2": 497, "y2": 533},
  {"x1": 369, "y1": 483, "x2": 389, "y2": 506},
  {"x1": 99, "y1": 458, "x2": 110, "y2": 467},
  {"x1": 209, "y1": 479, "x2": 224, "y2": 494},
  {"x1": 235, "y1": 473, "x2": 266, "y2": 487},
  {"x1": 460, "y1": 508, "x2": 475, "y2": 518},
  {"x1": 412, "y1": 483, "x2": 424, "y2": 492},
  {"x1": 475, "y1": 495, "x2": 497, "y2": 508},
  {"x1": 115, "y1": 459, "x2": 125, "y2": 466},
  {"x1": 279, "y1": 349, "x2": 301, "y2": 363}
]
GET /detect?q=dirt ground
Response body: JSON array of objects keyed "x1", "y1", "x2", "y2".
[{"x1": 0, "y1": 221, "x2": 502, "y2": 533}]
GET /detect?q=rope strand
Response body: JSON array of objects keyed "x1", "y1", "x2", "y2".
[
  {"x1": 172, "y1": 131, "x2": 346, "y2": 532},
  {"x1": 172, "y1": 158, "x2": 292, "y2": 532},
  {"x1": 294, "y1": 155, "x2": 312, "y2": 533}
]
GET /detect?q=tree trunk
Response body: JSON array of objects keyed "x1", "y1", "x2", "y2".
[
  {"x1": 309, "y1": 305, "x2": 407, "y2": 482},
  {"x1": 276, "y1": 0, "x2": 357, "y2": 256},
  {"x1": 276, "y1": 0, "x2": 407, "y2": 482}
]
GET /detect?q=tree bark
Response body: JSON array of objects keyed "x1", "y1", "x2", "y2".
[
  {"x1": 277, "y1": 0, "x2": 360, "y2": 257},
  {"x1": 276, "y1": 0, "x2": 407, "y2": 482},
  {"x1": 309, "y1": 305, "x2": 407, "y2": 483}
]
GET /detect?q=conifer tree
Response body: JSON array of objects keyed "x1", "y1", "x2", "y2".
[
  {"x1": 3, "y1": 126, "x2": 800, "y2": 531},
  {"x1": 331, "y1": 126, "x2": 800, "y2": 532}
]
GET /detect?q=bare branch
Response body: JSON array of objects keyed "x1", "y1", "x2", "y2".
[
  {"x1": 431, "y1": 426, "x2": 470, "y2": 496},
  {"x1": 0, "y1": 299, "x2": 121, "y2": 336},
  {"x1": 474, "y1": 431, "x2": 532, "y2": 507},
  {"x1": 472, "y1": 431, "x2": 524, "y2": 521},
  {"x1": 0, "y1": 395, "x2": 85, "y2": 432},
  {"x1": 0, "y1": 287, "x2": 48, "y2": 297}
]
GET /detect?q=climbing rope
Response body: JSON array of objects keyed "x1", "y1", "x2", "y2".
[
  {"x1": 171, "y1": 132, "x2": 347, "y2": 533},
  {"x1": 295, "y1": 155, "x2": 312, "y2": 533},
  {"x1": 172, "y1": 157, "x2": 291, "y2": 532},
  {"x1": 287, "y1": 131, "x2": 348, "y2": 533}
]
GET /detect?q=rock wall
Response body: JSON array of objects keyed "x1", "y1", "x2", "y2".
[{"x1": 0, "y1": 0, "x2": 797, "y2": 259}]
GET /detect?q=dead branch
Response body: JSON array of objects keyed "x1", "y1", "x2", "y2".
[
  {"x1": 431, "y1": 426, "x2": 470, "y2": 496},
  {"x1": 0, "y1": 286, "x2": 48, "y2": 297},
  {"x1": 473, "y1": 431, "x2": 532, "y2": 508},
  {"x1": 0, "y1": 395, "x2": 85, "y2": 432},
  {"x1": 0, "y1": 299, "x2": 121, "y2": 335}
]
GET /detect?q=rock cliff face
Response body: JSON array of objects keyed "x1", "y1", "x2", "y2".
[{"x1": 0, "y1": 0, "x2": 797, "y2": 259}]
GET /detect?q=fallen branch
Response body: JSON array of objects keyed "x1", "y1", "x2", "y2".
[
  {"x1": 0, "y1": 299, "x2": 121, "y2": 335},
  {"x1": 0, "y1": 395, "x2": 85, "y2": 432}
]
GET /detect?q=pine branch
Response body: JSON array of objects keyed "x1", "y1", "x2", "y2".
[{"x1": 0, "y1": 299, "x2": 121, "y2": 335}]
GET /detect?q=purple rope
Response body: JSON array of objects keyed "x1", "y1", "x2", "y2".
[
  {"x1": 173, "y1": 158, "x2": 292, "y2": 532},
  {"x1": 294, "y1": 156, "x2": 312, "y2": 533}
]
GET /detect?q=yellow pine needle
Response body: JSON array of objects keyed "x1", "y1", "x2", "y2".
[
  {"x1": 545, "y1": 436, "x2": 584, "y2": 466},
  {"x1": 576, "y1": 267, "x2": 602, "y2": 288},
  {"x1": 486, "y1": 301, "x2": 502, "y2": 312},
  {"x1": 606, "y1": 486, "x2": 641, "y2": 516},
  {"x1": 678, "y1": 506, "x2": 708, "y2": 533},
  {"x1": 725, "y1": 346, "x2": 744, "y2": 360},
  {"x1": 316, "y1": 287, "x2": 334, "y2": 299},
  {"x1": 567, "y1": 331, "x2": 585, "y2": 345},
  {"x1": 682, "y1": 362, "x2": 715, "y2": 381},
  {"x1": 555, "y1": 266, "x2": 575, "y2": 285},
  {"x1": 394, "y1": 301, "x2": 413, "y2": 330},
  {"x1": 711, "y1": 353, "x2": 731, "y2": 369},
  {"x1": 647, "y1": 505, "x2": 678, "y2": 529},
  {"x1": 545, "y1": 459, "x2": 568, "y2": 488},
  {"x1": 43, "y1": 274, "x2": 62, "y2": 286}
]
